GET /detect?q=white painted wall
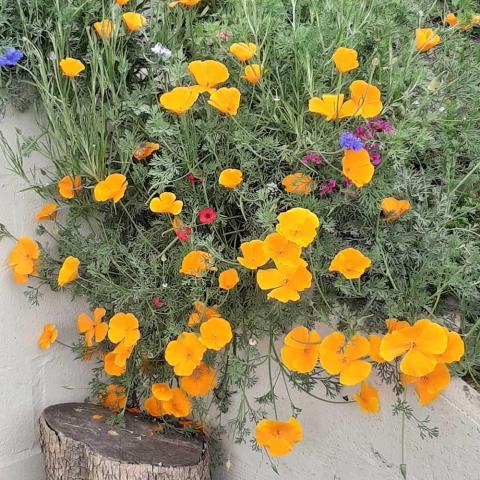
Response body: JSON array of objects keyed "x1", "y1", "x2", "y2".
[
  {"x1": 0, "y1": 108, "x2": 91, "y2": 480},
  {"x1": 1, "y1": 109, "x2": 478, "y2": 480}
]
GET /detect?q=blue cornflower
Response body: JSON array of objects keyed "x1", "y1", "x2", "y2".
[
  {"x1": 338, "y1": 132, "x2": 364, "y2": 151},
  {"x1": 0, "y1": 48, "x2": 23, "y2": 67}
]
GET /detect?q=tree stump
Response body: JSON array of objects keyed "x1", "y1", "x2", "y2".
[{"x1": 39, "y1": 403, "x2": 210, "y2": 480}]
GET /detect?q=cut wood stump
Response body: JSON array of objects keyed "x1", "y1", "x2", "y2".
[{"x1": 39, "y1": 403, "x2": 210, "y2": 480}]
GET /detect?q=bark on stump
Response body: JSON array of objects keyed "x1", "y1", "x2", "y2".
[{"x1": 39, "y1": 403, "x2": 210, "y2": 480}]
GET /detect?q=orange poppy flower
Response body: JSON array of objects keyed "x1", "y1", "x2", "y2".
[
  {"x1": 229, "y1": 42, "x2": 257, "y2": 62},
  {"x1": 188, "y1": 301, "x2": 219, "y2": 326},
  {"x1": 348, "y1": 80, "x2": 383, "y2": 119},
  {"x1": 133, "y1": 142, "x2": 159, "y2": 161},
  {"x1": 168, "y1": 0, "x2": 202, "y2": 7},
  {"x1": 102, "y1": 385, "x2": 126, "y2": 412},
  {"x1": 59, "y1": 58, "x2": 85, "y2": 77},
  {"x1": 35, "y1": 203, "x2": 58, "y2": 221},
  {"x1": 308, "y1": 94, "x2": 356, "y2": 121},
  {"x1": 444, "y1": 13, "x2": 458, "y2": 27},
  {"x1": 58, "y1": 256, "x2": 80, "y2": 287},
  {"x1": 159, "y1": 87, "x2": 199, "y2": 115},
  {"x1": 218, "y1": 168, "x2": 243, "y2": 189},
  {"x1": 161, "y1": 388, "x2": 192, "y2": 418},
  {"x1": 58, "y1": 176, "x2": 81, "y2": 199},
  {"x1": 122, "y1": 12, "x2": 146, "y2": 32},
  {"x1": 436, "y1": 329, "x2": 464, "y2": 364},
  {"x1": 218, "y1": 269, "x2": 239, "y2": 291},
  {"x1": 416, "y1": 29, "x2": 440, "y2": 52},
  {"x1": 38, "y1": 324, "x2": 58, "y2": 350},
  {"x1": 255, "y1": 418, "x2": 303, "y2": 457},
  {"x1": 257, "y1": 263, "x2": 312, "y2": 303},
  {"x1": 179, "y1": 250, "x2": 213, "y2": 277},
  {"x1": 180, "y1": 362, "x2": 215, "y2": 397},
  {"x1": 342, "y1": 148, "x2": 374, "y2": 188},
  {"x1": 281, "y1": 326, "x2": 321, "y2": 373},
  {"x1": 328, "y1": 247, "x2": 371, "y2": 280},
  {"x1": 93, "y1": 173, "x2": 128, "y2": 203},
  {"x1": 381, "y1": 197, "x2": 411, "y2": 222},
  {"x1": 152, "y1": 383, "x2": 173, "y2": 401},
  {"x1": 386, "y1": 318, "x2": 410, "y2": 333},
  {"x1": 263, "y1": 233, "x2": 303, "y2": 268},
  {"x1": 402, "y1": 363, "x2": 450, "y2": 406},
  {"x1": 7, "y1": 237, "x2": 40, "y2": 284},
  {"x1": 368, "y1": 334, "x2": 384, "y2": 364},
  {"x1": 77, "y1": 308, "x2": 108, "y2": 348},
  {"x1": 276, "y1": 207, "x2": 320, "y2": 248},
  {"x1": 354, "y1": 382, "x2": 379, "y2": 414},
  {"x1": 208, "y1": 87, "x2": 241, "y2": 116},
  {"x1": 108, "y1": 313, "x2": 140, "y2": 347},
  {"x1": 242, "y1": 64, "x2": 262, "y2": 84},
  {"x1": 282, "y1": 173, "x2": 312, "y2": 195},
  {"x1": 116, "y1": 0, "x2": 129, "y2": 5},
  {"x1": 320, "y1": 332, "x2": 371, "y2": 385},
  {"x1": 380, "y1": 319, "x2": 448, "y2": 377},
  {"x1": 144, "y1": 396, "x2": 163, "y2": 417},
  {"x1": 165, "y1": 332, "x2": 206, "y2": 376},
  {"x1": 188, "y1": 60, "x2": 229, "y2": 93},
  {"x1": 104, "y1": 344, "x2": 131, "y2": 377},
  {"x1": 199, "y1": 317, "x2": 233, "y2": 351},
  {"x1": 332, "y1": 47, "x2": 359, "y2": 73},
  {"x1": 471, "y1": 15, "x2": 480, "y2": 25},
  {"x1": 149, "y1": 192, "x2": 183, "y2": 215},
  {"x1": 237, "y1": 239, "x2": 270, "y2": 269},
  {"x1": 93, "y1": 20, "x2": 115, "y2": 40}
]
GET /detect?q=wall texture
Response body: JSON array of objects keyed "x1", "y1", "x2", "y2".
[
  {"x1": 0, "y1": 108, "x2": 92, "y2": 480},
  {"x1": 1, "y1": 109, "x2": 479, "y2": 480}
]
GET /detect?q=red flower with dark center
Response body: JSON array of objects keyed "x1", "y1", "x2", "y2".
[
  {"x1": 198, "y1": 208, "x2": 217, "y2": 225},
  {"x1": 187, "y1": 173, "x2": 201, "y2": 185},
  {"x1": 176, "y1": 226, "x2": 191, "y2": 242}
]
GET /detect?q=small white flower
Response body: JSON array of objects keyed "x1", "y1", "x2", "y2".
[
  {"x1": 438, "y1": 106, "x2": 445, "y2": 113},
  {"x1": 248, "y1": 338, "x2": 257, "y2": 346},
  {"x1": 151, "y1": 43, "x2": 172, "y2": 61},
  {"x1": 162, "y1": 282, "x2": 168, "y2": 288}
]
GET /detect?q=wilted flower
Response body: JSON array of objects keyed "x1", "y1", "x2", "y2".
[{"x1": 415, "y1": 29, "x2": 440, "y2": 53}]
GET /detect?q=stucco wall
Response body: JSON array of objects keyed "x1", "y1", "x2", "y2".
[
  {"x1": 1, "y1": 109, "x2": 479, "y2": 480},
  {"x1": 0, "y1": 108, "x2": 92, "y2": 480}
]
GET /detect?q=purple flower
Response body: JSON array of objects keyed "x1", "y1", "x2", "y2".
[
  {"x1": 367, "y1": 117, "x2": 394, "y2": 134},
  {"x1": 319, "y1": 179, "x2": 336, "y2": 197},
  {"x1": 339, "y1": 132, "x2": 364, "y2": 151},
  {"x1": 370, "y1": 153, "x2": 381, "y2": 166},
  {"x1": 355, "y1": 126, "x2": 371, "y2": 141},
  {"x1": 301, "y1": 152, "x2": 322, "y2": 165},
  {"x1": 342, "y1": 178, "x2": 352, "y2": 188},
  {"x1": 0, "y1": 48, "x2": 23, "y2": 67}
]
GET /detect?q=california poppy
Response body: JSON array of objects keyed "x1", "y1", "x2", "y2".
[
  {"x1": 77, "y1": 307, "x2": 108, "y2": 348},
  {"x1": 150, "y1": 192, "x2": 183, "y2": 215},
  {"x1": 58, "y1": 256, "x2": 80, "y2": 286},
  {"x1": 161, "y1": 388, "x2": 192, "y2": 417},
  {"x1": 168, "y1": 0, "x2": 202, "y2": 7},
  {"x1": 218, "y1": 168, "x2": 243, "y2": 189},
  {"x1": 93, "y1": 20, "x2": 115, "y2": 40},
  {"x1": 281, "y1": 173, "x2": 312, "y2": 195},
  {"x1": 188, "y1": 60, "x2": 229, "y2": 93},
  {"x1": 342, "y1": 148, "x2": 374, "y2": 188},
  {"x1": 133, "y1": 142, "x2": 159, "y2": 161},
  {"x1": 160, "y1": 87, "x2": 199, "y2": 115},
  {"x1": 38, "y1": 324, "x2": 58, "y2": 350},
  {"x1": 348, "y1": 80, "x2": 383, "y2": 119},
  {"x1": 237, "y1": 239, "x2": 270, "y2": 269},
  {"x1": 93, "y1": 173, "x2": 128, "y2": 203},
  {"x1": 276, "y1": 207, "x2": 320, "y2": 247},
  {"x1": 180, "y1": 363, "x2": 215, "y2": 397},
  {"x1": 381, "y1": 197, "x2": 411, "y2": 222},
  {"x1": 242, "y1": 64, "x2": 262, "y2": 84},
  {"x1": 402, "y1": 363, "x2": 450, "y2": 406},
  {"x1": 188, "y1": 301, "x2": 219, "y2": 327},
  {"x1": 263, "y1": 232, "x2": 303, "y2": 268},
  {"x1": 208, "y1": 88, "x2": 241, "y2": 116},
  {"x1": 319, "y1": 332, "x2": 371, "y2": 385},
  {"x1": 165, "y1": 332, "x2": 206, "y2": 376},
  {"x1": 108, "y1": 312, "x2": 140, "y2": 347},
  {"x1": 218, "y1": 269, "x2": 239, "y2": 290},
  {"x1": 58, "y1": 176, "x2": 81, "y2": 199},
  {"x1": 229, "y1": 42, "x2": 257, "y2": 62},
  {"x1": 35, "y1": 203, "x2": 57, "y2": 221},
  {"x1": 152, "y1": 383, "x2": 173, "y2": 401},
  {"x1": 308, "y1": 94, "x2": 355, "y2": 121},
  {"x1": 179, "y1": 251, "x2": 213, "y2": 277},
  {"x1": 415, "y1": 29, "x2": 440, "y2": 53},
  {"x1": 199, "y1": 317, "x2": 233, "y2": 351},
  {"x1": 328, "y1": 247, "x2": 371, "y2": 280},
  {"x1": 59, "y1": 58, "x2": 85, "y2": 77},
  {"x1": 7, "y1": 237, "x2": 39, "y2": 284},
  {"x1": 281, "y1": 326, "x2": 321, "y2": 373},
  {"x1": 255, "y1": 418, "x2": 302, "y2": 457},
  {"x1": 444, "y1": 13, "x2": 458, "y2": 27},
  {"x1": 354, "y1": 382, "x2": 379, "y2": 414},
  {"x1": 102, "y1": 385, "x2": 126, "y2": 412},
  {"x1": 332, "y1": 47, "x2": 359, "y2": 73},
  {"x1": 122, "y1": 12, "x2": 146, "y2": 32}
]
